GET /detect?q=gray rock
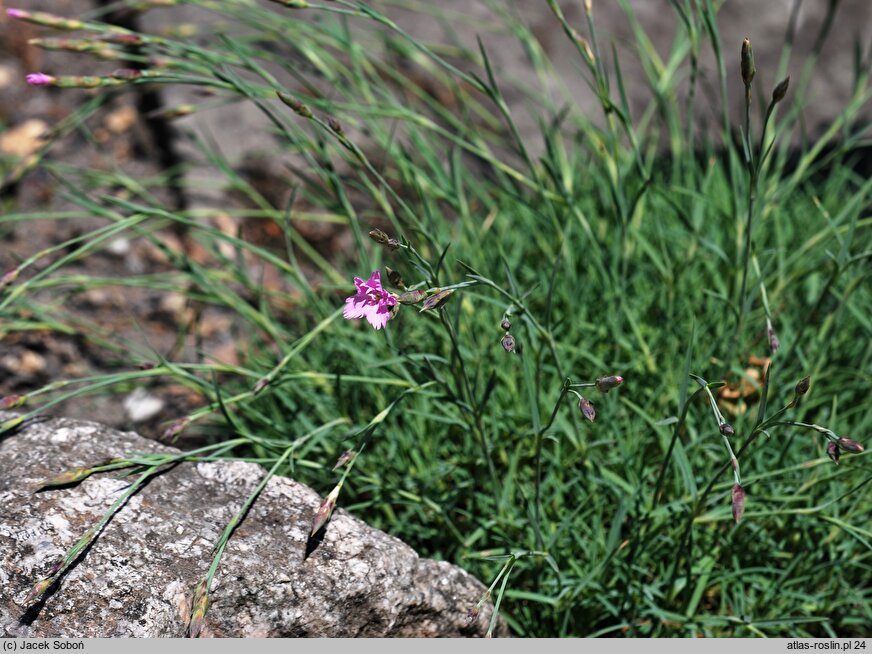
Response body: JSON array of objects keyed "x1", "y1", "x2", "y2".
[{"x1": 0, "y1": 413, "x2": 503, "y2": 637}]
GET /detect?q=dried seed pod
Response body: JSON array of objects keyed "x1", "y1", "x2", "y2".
[
  {"x1": 836, "y1": 437, "x2": 864, "y2": 454},
  {"x1": 731, "y1": 483, "x2": 746, "y2": 523},
  {"x1": 385, "y1": 267, "x2": 405, "y2": 289},
  {"x1": 826, "y1": 442, "x2": 840, "y2": 465},
  {"x1": 578, "y1": 396, "x2": 596, "y2": 422},
  {"x1": 500, "y1": 333, "x2": 516, "y2": 353},
  {"x1": 368, "y1": 228, "x2": 389, "y2": 244},
  {"x1": 794, "y1": 376, "x2": 810, "y2": 397}
]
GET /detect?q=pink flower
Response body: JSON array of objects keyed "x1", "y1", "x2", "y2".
[
  {"x1": 26, "y1": 73, "x2": 55, "y2": 86},
  {"x1": 6, "y1": 8, "x2": 27, "y2": 19},
  {"x1": 343, "y1": 271, "x2": 397, "y2": 330}
]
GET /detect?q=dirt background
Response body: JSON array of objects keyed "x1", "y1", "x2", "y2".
[{"x1": 1, "y1": 0, "x2": 869, "y2": 438}]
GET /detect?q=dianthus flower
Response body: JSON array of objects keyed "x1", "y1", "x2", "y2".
[{"x1": 343, "y1": 271, "x2": 397, "y2": 330}]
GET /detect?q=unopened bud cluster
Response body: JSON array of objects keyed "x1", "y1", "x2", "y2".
[
  {"x1": 368, "y1": 228, "x2": 399, "y2": 251},
  {"x1": 500, "y1": 317, "x2": 516, "y2": 354}
]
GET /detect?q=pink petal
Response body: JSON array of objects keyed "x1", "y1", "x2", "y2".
[
  {"x1": 343, "y1": 297, "x2": 369, "y2": 319},
  {"x1": 366, "y1": 270, "x2": 382, "y2": 291},
  {"x1": 366, "y1": 305, "x2": 391, "y2": 330}
]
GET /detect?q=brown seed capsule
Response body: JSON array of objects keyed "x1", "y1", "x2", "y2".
[
  {"x1": 327, "y1": 116, "x2": 343, "y2": 135},
  {"x1": 741, "y1": 38, "x2": 755, "y2": 88},
  {"x1": 719, "y1": 422, "x2": 735, "y2": 437},
  {"x1": 765, "y1": 317, "x2": 780, "y2": 354},
  {"x1": 731, "y1": 483, "x2": 746, "y2": 524},
  {"x1": 385, "y1": 267, "x2": 404, "y2": 289},
  {"x1": 368, "y1": 228, "x2": 389, "y2": 244},
  {"x1": 826, "y1": 441, "x2": 840, "y2": 465},
  {"x1": 578, "y1": 396, "x2": 596, "y2": 422},
  {"x1": 772, "y1": 76, "x2": 790, "y2": 104},
  {"x1": 836, "y1": 437, "x2": 865, "y2": 454},
  {"x1": 501, "y1": 333, "x2": 515, "y2": 353},
  {"x1": 794, "y1": 376, "x2": 810, "y2": 397},
  {"x1": 500, "y1": 318, "x2": 511, "y2": 331},
  {"x1": 595, "y1": 375, "x2": 624, "y2": 393}
]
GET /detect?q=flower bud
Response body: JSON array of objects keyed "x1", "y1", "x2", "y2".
[
  {"x1": 794, "y1": 376, "x2": 810, "y2": 397},
  {"x1": 0, "y1": 268, "x2": 20, "y2": 290},
  {"x1": 741, "y1": 38, "x2": 755, "y2": 88},
  {"x1": 0, "y1": 394, "x2": 27, "y2": 410},
  {"x1": 276, "y1": 91, "x2": 313, "y2": 118},
  {"x1": 37, "y1": 465, "x2": 92, "y2": 489},
  {"x1": 500, "y1": 333, "x2": 515, "y2": 354},
  {"x1": 578, "y1": 396, "x2": 596, "y2": 422},
  {"x1": 772, "y1": 76, "x2": 790, "y2": 104},
  {"x1": 836, "y1": 437, "x2": 864, "y2": 454},
  {"x1": 6, "y1": 8, "x2": 84, "y2": 30},
  {"x1": 138, "y1": 361, "x2": 157, "y2": 370},
  {"x1": 162, "y1": 416, "x2": 190, "y2": 441},
  {"x1": 327, "y1": 116, "x2": 343, "y2": 135},
  {"x1": 766, "y1": 319, "x2": 780, "y2": 354},
  {"x1": 368, "y1": 228, "x2": 389, "y2": 244},
  {"x1": 188, "y1": 579, "x2": 209, "y2": 638},
  {"x1": 500, "y1": 318, "x2": 511, "y2": 331},
  {"x1": 311, "y1": 483, "x2": 342, "y2": 536},
  {"x1": 111, "y1": 68, "x2": 142, "y2": 81},
  {"x1": 26, "y1": 72, "x2": 56, "y2": 86},
  {"x1": 386, "y1": 238, "x2": 400, "y2": 251},
  {"x1": 719, "y1": 422, "x2": 735, "y2": 437},
  {"x1": 397, "y1": 290, "x2": 427, "y2": 305},
  {"x1": 731, "y1": 483, "x2": 745, "y2": 523},
  {"x1": 595, "y1": 375, "x2": 624, "y2": 393},
  {"x1": 419, "y1": 289, "x2": 453, "y2": 312},
  {"x1": 23, "y1": 577, "x2": 53, "y2": 607},
  {"x1": 385, "y1": 267, "x2": 404, "y2": 289},
  {"x1": 826, "y1": 441, "x2": 840, "y2": 465},
  {"x1": 332, "y1": 450, "x2": 355, "y2": 471}
]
